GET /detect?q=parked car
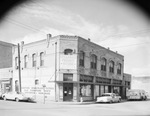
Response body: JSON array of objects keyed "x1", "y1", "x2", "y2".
[
  {"x1": 2, "y1": 92, "x2": 35, "y2": 102},
  {"x1": 126, "y1": 89, "x2": 147, "y2": 101},
  {"x1": 96, "y1": 93, "x2": 121, "y2": 103},
  {"x1": 0, "y1": 91, "x2": 3, "y2": 99}
]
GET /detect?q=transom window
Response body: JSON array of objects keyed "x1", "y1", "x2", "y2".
[
  {"x1": 63, "y1": 73, "x2": 73, "y2": 81},
  {"x1": 64, "y1": 49, "x2": 73, "y2": 55}
]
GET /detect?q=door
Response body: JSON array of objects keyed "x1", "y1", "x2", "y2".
[{"x1": 63, "y1": 83, "x2": 73, "y2": 101}]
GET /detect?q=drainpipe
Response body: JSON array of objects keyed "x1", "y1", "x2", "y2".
[{"x1": 18, "y1": 43, "x2": 21, "y2": 92}]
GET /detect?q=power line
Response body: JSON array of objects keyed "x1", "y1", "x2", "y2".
[
  {"x1": 5, "y1": 17, "x2": 46, "y2": 35},
  {"x1": 99, "y1": 29, "x2": 150, "y2": 42},
  {"x1": 111, "y1": 42, "x2": 150, "y2": 49}
]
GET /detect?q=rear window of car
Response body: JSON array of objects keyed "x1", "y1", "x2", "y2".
[{"x1": 101, "y1": 94, "x2": 111, "y2": 96}]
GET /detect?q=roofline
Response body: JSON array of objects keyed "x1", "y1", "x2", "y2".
[
  {"x1": 77, "y1": 36, "x2": 124, "y2": 57},
  {"x1": 0, "y1": 40, "x2": 15, "y2": 47},
  {"x1": 12, "y1": 34, "x2": 123, "y2": 57}
]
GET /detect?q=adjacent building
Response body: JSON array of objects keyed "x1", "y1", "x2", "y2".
[
  {"x1": 12, "y1": 34, "x2": 131, "y2": 102},
  {"x1": 0, "y1": 41, "x2": 14, "y2": 93}
]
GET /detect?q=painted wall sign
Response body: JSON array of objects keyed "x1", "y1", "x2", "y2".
[{"x1": 22, "y1": 87, "x2": 54, "y2": 95}]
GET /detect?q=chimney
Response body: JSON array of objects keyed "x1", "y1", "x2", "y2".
[
  {"x1": 21, "y1": 41, "x2": 24, "y2": 46},
  {"x1": 108, "y1": 47, "x2": 110, "y2": 50},
  {"x1": 47, "y1": 34, "x2": 52, "y2": 43},
  {"x1": 88, "y1": 38, "x2": 91, "y2": 41}
]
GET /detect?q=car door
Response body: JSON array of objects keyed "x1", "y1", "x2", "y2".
[
  {"x1": 112, "y1": 94, "x2": 117, "y2": 102},
  {"x1": 6, "y1": 92, "x2": 13, "y2": 99},
  {"x1": 9, "y1": 92, "x2": 15, "y2": 100},
  {"x1": 111, "y1": 94, "x2": 115, "y2": 102},
  {"x1": 114, "y1": 94, "x2": 120, "y2": 102}
]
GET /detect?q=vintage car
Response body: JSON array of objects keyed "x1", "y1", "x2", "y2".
[
  {"x1": 2, "y1": 92, "x2": 35, "y2": 102},
  {"x1": 96, "y1": 93, "x2": 121, "y2": 103},
  {"x1": 0, "y1": 91, "x2": 3, "y2": 99},
  {"x1": 126, "y1": 89, "x2": 147, "y2": 101}
]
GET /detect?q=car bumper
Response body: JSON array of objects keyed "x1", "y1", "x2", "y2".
[{"x1": 96, "y1": 99, "x2": 109, "y2": 102}]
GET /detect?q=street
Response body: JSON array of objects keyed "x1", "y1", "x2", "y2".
[{"x1": 0, "y1": 99, "x2": 150, "y2": 116}]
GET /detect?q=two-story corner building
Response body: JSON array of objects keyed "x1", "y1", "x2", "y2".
[
  {"x1": 0, "y1": 41, "x2": 14, "y2": 94},
  {"x1": 12, "y1": 34, "x2": 131, "y2": 102}
]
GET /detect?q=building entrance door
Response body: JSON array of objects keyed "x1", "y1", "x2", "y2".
[{"x1": 63, "y1": 83, "x2": 73, "y2": 101}]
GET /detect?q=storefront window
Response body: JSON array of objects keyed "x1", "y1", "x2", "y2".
[
  {"x1": 95, "y1": 85, "x2": 99, "y2": 97},
  {"x1": 105, "y1": 86, "x2": 108, "y2": 93},
  {"x1": 113, "y1": 87, "x2": 120, "y2": 95},
  {"x1": 100, "y1": 86, "x2": 104, "y2": 95},
  {"x1": 80, "y1": 84, "x2": 92, "y2": 97}
]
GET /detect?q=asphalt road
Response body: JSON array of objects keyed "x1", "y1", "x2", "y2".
[{"x1": 0, "y1": 99, "x2": 150, "y2": 116}]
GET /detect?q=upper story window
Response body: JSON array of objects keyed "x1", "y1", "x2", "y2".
[
  {"x1": 35, "y1": 79, "x2": 39, "y2": 85},
  {"x1": 117, "y1": 63, "x2": 121, "y2": 74},
  {"x1": 24, "y1": 55, "x2": 28, "y2": 68},
  {"x1": 90, "y1": 54, "x2": 97, "y2": 69},
  {"x1": 109, "y1": 61, "x2": 114, "y2": 73},
  {"x1": 32, "y1": 53, "x2": 36, "y2": 67},
  {"x1": 40, "y1": 52, "x2": 44, "y2": 66},
  {"x1": 15, "y1": 57, "x2": 18, "y2": 69},
  {"x1": 101, "y1": 58, "x2": 106, "y2": 71},
  {"x1": 79, "y1": 51, "x2": 85, "y2": 67},
  {"x1": 64, "y1": 49, "x2": 73, "y2": 55}
]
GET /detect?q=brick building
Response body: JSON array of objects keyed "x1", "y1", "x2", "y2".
[
  {"x1": 12, "y1": 34, "x2": 131, "y2": 102},
  {"x1": 0, "y1": 41, "x2": 14, "y2": 94}
]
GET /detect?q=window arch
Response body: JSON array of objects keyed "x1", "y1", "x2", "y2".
[
  {"x1": 90, "y1": 54, "x2": 97, "y2": 69},
  {"x1": 79, "y1": 51, "x2": 85, "y2": 67},
  {"x1": 101, "y1": 58, "x2": 107, "y2": 71},
  {"x1": 32, "y1": 53, "x2": 36, "y2": 67},
  {"x1": 40, "y1": 52, "x2": 44, "y2": 66},
  {"x1": 109, "y1": 60, "x2": 114, "y2": 73},
  {"x1": 117, "y1": 63, "x2": 121, "y2": 74},
  {"x1": 24, "y1": 55, "x2": 28, "y2": 68},
  {"x1": 64, "y1": 49, "x2": 73, "y2": 55}
]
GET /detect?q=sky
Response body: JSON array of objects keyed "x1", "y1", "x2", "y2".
[{"x1": 0, "y1": 0, "x2": 150, "y2": 77}]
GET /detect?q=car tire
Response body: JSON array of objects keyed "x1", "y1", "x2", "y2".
[
  {"x1": 109, "y1": 100, "x2": 112, "y2": 104},
  {"x1": 15, "y1": 98, "x2": 19, "y2": 102},
  {"x1": 3, "y1": 96, "x2": 6, "y2": 101},
  {"x1": 119, "y1": 98, "x2": 121, "y2": 102},
  {"x1": 145, "y1": 96, "x2": 147, "y2": 100}
]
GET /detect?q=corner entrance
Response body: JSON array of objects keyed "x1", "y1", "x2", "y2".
[{"x1": 63, "y1": 83, "x2": 73, "y2": 101}]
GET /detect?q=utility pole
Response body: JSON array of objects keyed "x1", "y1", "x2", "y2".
[{"x1": 18, "y1": 43, "x2": 22, "y2": 92}]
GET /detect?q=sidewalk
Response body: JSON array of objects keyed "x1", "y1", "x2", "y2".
[
  {"x1": 36, "y1": 100, "x2": 96, "y2": 105},
  {"x1": 35, "y1": 99, "x2": 128, "y2": 105}
]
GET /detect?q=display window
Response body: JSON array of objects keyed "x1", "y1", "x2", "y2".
[{"x1": 80, "y1": 84, "x2": 92, "y2": 97}]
